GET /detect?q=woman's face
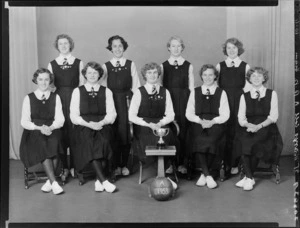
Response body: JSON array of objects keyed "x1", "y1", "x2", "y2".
[
  {"x1": 202, "y1": 68, "x2": 216, "y2": 87},
  {"x1": 85, "y1": 67, "x2": 99, "y2": 85},
  {"x1": 111, "y1": 39, "x2": 124, "y2": 59},
  {"x1": 145, "y1": 68, "x2": 159, "y2": 85},
  {"x1": 57, "y1": 38, "x2": 71, "y2": 55},
  {"x1": 226, "y1": 42, "x2": 238, "y2": 59},
  {"x1": 37, "y1": 73, "x2": 51, "y2": 92},
  {"x1": 168, "y1": 39, "x2": 183, "y2": 57},
  {"x1": 250, "y1": 71, "x2": 264, "y2": 88}
]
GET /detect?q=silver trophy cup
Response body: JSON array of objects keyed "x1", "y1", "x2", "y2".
[{"x1": 153, "y1": 128, "x2": 170, "y2": 149}]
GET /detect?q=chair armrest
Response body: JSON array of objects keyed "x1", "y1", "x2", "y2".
[{"x1": 172, "y1": 120, "x2": 180, "y2": 136}]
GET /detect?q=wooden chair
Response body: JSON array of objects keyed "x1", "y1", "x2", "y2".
[{"x1": 126, "y1": 95, "x2": 180, "y2": 184}]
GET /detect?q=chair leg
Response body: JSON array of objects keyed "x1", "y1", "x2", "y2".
[
  {"x1": 77, "y1": 171, "x2": 85, "y2": 186},
  {"x1": 24, "y1": 167, "x2": 29, "y2": 189},
  {"x1": 187, "y1": 157, "x2": 192, "y2": 180},
  {"x1": 219, "y1": 160, "x2": 225, "y2": 182},
  {"x1": 172, "y1": 161, "x2": 179, "y2": 183},
  {"x1": 275, "y1": 164, "x2": 280, "y2": 184},
  {"x1": 138, "y1": 161, "x2": 143, "y2": 184}
]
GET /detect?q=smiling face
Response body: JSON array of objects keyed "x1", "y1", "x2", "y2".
[
  {"x1": 85, "y1": 67, "x2": 100, "y2": 85},
  {"x1": 250, "y1": 71, "x2": 264, "y2": 88},
  {"x1": 226, "y1": 42, "x2": 238, "y2": 59},
  {"x1": 57, "y1": 38, "x2": 71, "y2": 55},
  {"x1": 202, "y1": 68, "x2": 216, "y2": 87},
  {"x1": 168, "y1": 39, "x2": 183, "y2": 58},
  {"x1": 145, "y1": 68, "x2": 159, "y2": 85},
  {"x1": 37, "y1": 72, "x2": 51, "y2": 92},
  {"x1": 111, "y1": 39, "x2": 124, "y2": 59}
]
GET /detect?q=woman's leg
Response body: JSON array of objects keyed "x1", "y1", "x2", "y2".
[
  {"x1": 206, "y1": 153, "x2": 216, "y2": 173},
  {"x1": 241, "y1": 155, "x2": 253, "y2": 179},
  {"x1": 91, "y1": 159, "x2": 106, "y2": 182},
  {"x1": 198, "y1": 153, "x2": 209, "y2": 176},
  {"x1": 42, "y1": 158, "x2": 56, "y2": 183}
]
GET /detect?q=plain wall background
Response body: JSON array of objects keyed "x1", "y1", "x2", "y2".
[{"x1": 36, "y1": 6, "x2": 227, "y2": 87}]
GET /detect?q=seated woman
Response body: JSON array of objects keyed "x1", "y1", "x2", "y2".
[
  {"x1": 70, "y1": 61, "x2": 117, "y2": 193},
  {"x1": 128, "y1": 62, "x2": 179, "y2": 189},
  {"x1": 186, "y1": 64, "x2": 230, "y2": 189},
  {"x1": 20, "y1": 68, "x2": 65, "y2": 195},
  {"x1": 235, "y1": 67, "x2": 283, "y2": 191}
]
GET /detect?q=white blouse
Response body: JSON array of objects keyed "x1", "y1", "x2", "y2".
[
  {"x1": 185, "y1": 84, "x2": 230, "y2": 124},
  {"x1": 70, "y1": 83, "x2": 117, "y2": 126},
  {"x1": 238, "y1": 86, "x2": 278, "y2": 127},
  {"x1": 101, "y1": 57, "x2": 141, "y2": 93},
  {"x1": 216, "y1": 56, "x2": 251, "y2": 93},
  {"x1": 160, "y1": 56, "x2": 195, "y2": 91},
  {"x1": 128, "y1": 83, "x2": 175, "y2": 127},
  {"x1": 21, "y1": 89, "x2": 65, "y2": 130}
]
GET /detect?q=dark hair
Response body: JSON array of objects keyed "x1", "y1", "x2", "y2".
[
  {"x1": 246, "y1": 67, "x2": 269, "y2": 84},
  {"x1": 141, "y1": 62, "x2": 162, "y2": 81},
  {"x1": 54, "y1": 34, "x2": 75, "y2": 52},
  {"x1": 167, "y1": 36, "x2": 185, "y2": 51},
  {"x1": 106, "y1": 35, "x2": 129, "y2": 52},
  {"x1": 199, "y1": 64, "x2": 219, "y2": 81},
  {"x1": 32, "y1": 68, "x2": 54, "y2": 84},
  {"x1": 81, "y1": 61, "x2": 104, "y2": 80},
  {"x1": 222, "y1": 37, "x2": 245, "y2": 56}
]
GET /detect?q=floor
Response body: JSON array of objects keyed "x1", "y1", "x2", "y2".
[{"x1": 8, "y1": 156, "x2": 295, "y2": 226}]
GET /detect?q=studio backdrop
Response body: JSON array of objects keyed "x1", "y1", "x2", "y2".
[{"x1": 9, "y1": 3, "x2": 294, "y2": 159}]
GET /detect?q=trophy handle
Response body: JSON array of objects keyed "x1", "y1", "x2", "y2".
[
  {"x1": 165, "y1": 128, "x2": 169, "y2": 136},
  {"x1": 153, "y1": 129, "x2": 159, "y2": 137}
]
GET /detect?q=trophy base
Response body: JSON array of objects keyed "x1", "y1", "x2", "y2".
[{"x1": 156, "y1": 143, "x2": 166, "y2": 149}]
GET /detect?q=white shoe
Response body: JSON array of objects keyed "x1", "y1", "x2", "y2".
[
  {"x1": 206, "y1": 176, "x2": 217, "y2": 189},
  {"x1": 121, "y1": 167, "x2": 130, "y2": 176},
  {"x1": 177, "y1": 165, "x2": 187, "y2": 174},
  {"x1": 41, "y1": 180, "x2": 52, "y2": 192},
  {"x1": 196, "y1": 174, "x2": 206, "y2": 187},
  {"x1": 167, "y1": 177, "x2": 178, "y2": 190},
  {"x1": 243, "y1": 178, "x2": 255, "y2": 191},
  {"x1": 114, "y1": 167, "x2": 122, "y2": 176},
  {"x1": 95, "y1": 180, "x2": 104, "y2": 192},
  {"x1": 231, "y1": 167, "x2": 239, "y2": 175},
  {"x1": 102, "y1": 180, "x2": 116, "y2": 193},
  {"x1": 52, "y1": 181, "x2": 64, "y2": 195},
  {"x1": 165, "y1": 165, "x2": 173, "y2": 174},
  {"x1": 235, "y1": 176, "x2": 247, "y2": 188}
]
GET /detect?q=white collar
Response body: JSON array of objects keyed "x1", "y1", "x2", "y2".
[
  {"x1": 202, "y1": 84, "x2": 217, "y2": 94},
  {"x1": 111, "y1": 57, "x2": 126, "y2": 66},
  {"x1": 34, "y1": 89, "x2": 50, "y2": 99},
  {"x1": 145, "y1": 83, "x2": 160, "y2": 93},
  {"x1": 56, "y1": 54, "x2": 75, "y2": 64},
  {"x1": 225, "y1": 57, "x2": 241, "y2": 66},
  {"x1": 250, "y1": 85, "x2": 266, "y2": 98},
  {"x1": 168, "y1": 56, "x2": 185, "y2": 65},
  {"x1": 84, "y1": 83, "x2": 100, "y2": 91}
]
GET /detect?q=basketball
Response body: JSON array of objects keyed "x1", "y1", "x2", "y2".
[{"x1": 149, "y1": 177, "x2": 174, "y2": 201}]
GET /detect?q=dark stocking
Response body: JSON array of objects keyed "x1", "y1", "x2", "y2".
[{"x1": 92, "y1": 159, "x2": 106, "y2": 182}]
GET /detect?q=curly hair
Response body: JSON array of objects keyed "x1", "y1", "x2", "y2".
[
  {"x1": 199, "y1": 64, "x2": 219, "y2": 81},
  {"x1": 54, "y1": 34, "x2": 75, "y2": 52},
  {"x1": 167, "y1": 35, "x2": 185, "y2": 51},
  {"x1": 141, "y1": 62, "x2": 162, "y2": 81},
  {"x1": 32, "y1": 68, "x2": 54, "y2": 84},
  {"x1": 81, "y1": 61, "x2": 104, "y2": 81},
  {"x1": 222, "y1": 37, "x2": 245, "y2": 56},
  {"x1": 106, "y1": 35, "x2": 129, "y2": 51},
  {"x1": 246, "y1": 67, "x2": 269, "y2": 84}
]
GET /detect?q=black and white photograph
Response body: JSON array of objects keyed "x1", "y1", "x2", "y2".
[{"x1": 1, "y1": 0, "x2": 298, "y2": 227}]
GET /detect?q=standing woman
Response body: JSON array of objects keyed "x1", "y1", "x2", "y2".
[
  {"x1": 186, "y1": 64, "x2": 229, "y2": 189},
  {"x1": 70, "y1": 61, "x2": 117, "y2": 193},
  {"x1": 102, "y1": 35, "x2": 140, "y2": 177},
  {"x1": 20, "y1": 68, "x2": 65, "y2": 195},
  {"x1": 160, "y1": 36, "x2": 195, "y2": 175},
  {"x1": 216, "y1": 37, "x2": 251, "y2": 176},
  {"x1": 235, "y1": 67, "x2": 283, "y2": 191},
  {"x1": 48, "y1": 34, "x2": 84, "y2": 181}
]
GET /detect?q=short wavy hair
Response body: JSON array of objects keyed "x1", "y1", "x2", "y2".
[
  {"x1": 32, "y1": 68, "x2": 54, "y2": 84},
  {"x1": 141, "y1": 62, "x2": 162, "y2": 81},
  {"x1": 246, "y1": 67, "x2": 269, "y2": 84},
  {"x1": 167, "y1": 35, "x2": 185, "y2": 51},
  {"x1": 199, "y1": 64, "x2": 219, "y2": 81},
  {"x1": 81, "y1": 61, "x2": 104, "y2": 81},
  {"x1": 106, "y1": 35, "x2": 129, "y2": 52},
  {"x1": 222, "y1": 37, "x2": 245, "y2": 56},
  {"x1": 54, "y1": 34, "x2": 75, "y2": 52}
]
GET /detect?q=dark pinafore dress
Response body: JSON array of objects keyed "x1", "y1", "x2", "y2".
[
  {"x1": 105, "y1": 60, "x2": 132, "y2": 147},
  {"x1": 219, "y1": 61, "x2": 246, "y2": 165},
  {"x1": 20, "y1": 93, "x2": 64, "y2": 168},
  {"x1": 72, "y1": 86, "x2": 114, "y2": 172},
  {"x1": 162, "y1": 60, "x2": 190, "y2": 159},
  {"x1": 188, "y1": 87, "x2": 226, "y2": 155},
  {"x1": 235, "y1": 89, "x2": 283, "y2": 164},
  {"x1": 50, "y1": 58, "x2": 81, "y2": 153},
  {"x1": 132, "y1": 86, "x2": 179, "y2": 161}
]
